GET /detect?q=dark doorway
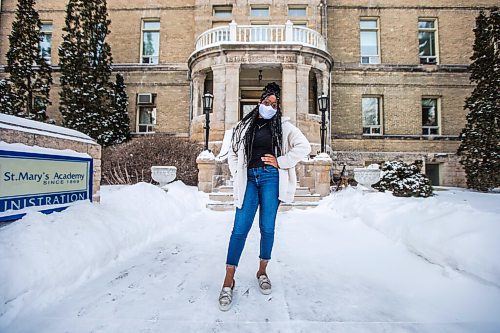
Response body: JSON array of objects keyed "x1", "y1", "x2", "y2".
[{"x1": 425, "y1": 163, "x2": 440, "y2": 186}]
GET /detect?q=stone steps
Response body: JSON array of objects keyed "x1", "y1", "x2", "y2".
[
  {"x1": 279, "y1": 201, "x2": 320, "y2": 211},
  {"x1": 207, "y1": 200, "x2": 320, "y2": 212},
  {"x1": 207, "y1": 184, "x2": 321, "y2": 211},
  {"x1": 216, "y1": 185, "x2": 233, "y2": 193},
  {"x1": 209, "y1": 192, "x2": 321, "y2": 203},
  {"x1": 209, "y1": 192, "x2": 234, "y2": 202}
]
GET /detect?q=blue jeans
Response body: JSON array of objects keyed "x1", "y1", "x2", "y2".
[{"x1": 226, "y1": 166, "x2": 280, "y2": 267}]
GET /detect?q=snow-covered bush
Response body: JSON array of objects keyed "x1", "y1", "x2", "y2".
[{"x1": 373, "y1": 161, "x2": 433, "y2": 197}]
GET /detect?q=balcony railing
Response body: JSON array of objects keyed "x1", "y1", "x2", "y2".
[{"x1": 195, "y1": 20, "x2": 327, "y2": 52}]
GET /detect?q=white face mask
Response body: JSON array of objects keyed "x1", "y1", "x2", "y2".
[{"x1": 259, "y1": 103, "x2": 277, "y2": 119}]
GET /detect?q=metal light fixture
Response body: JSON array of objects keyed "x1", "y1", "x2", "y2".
[
  {"x1": 202, "y1": 92, "x2": 214, "y2": 151},
  {"x1": 317, "y1": 93, "x2": 329, "y2": 153},
  {"x1": 258, "y1": 70, "x2": 263, "y2": 82},
  {"x1": 203, "y1": 92, "x2": 214, "y2": 111}
]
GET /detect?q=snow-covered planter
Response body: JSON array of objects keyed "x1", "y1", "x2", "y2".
[
  {"x1": 151, "y1": 166, "x2": 177, "y2": 189},
  {"x1": 353, "y1": 165, "x2": 381, "y2": 190},
  {"x1": 373, "y1": 161, "x2": 433, "y2": 197}
]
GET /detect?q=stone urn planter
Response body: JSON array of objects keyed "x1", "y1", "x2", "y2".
[
  {"x1": 151, "y1": 166, "x2": 177, "y2": 191},
  {"x1": 353, "y1": 166, "x2": 381, "y2": 191}
]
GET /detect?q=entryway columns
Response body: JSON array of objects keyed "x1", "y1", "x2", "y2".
[
  {"x1": 225, "y1": 63, "x2": 240, "y2": 130},
  {"x1": 192, "y1": 72, "x2": 206, "y2": 117},
  {"x1": 211, "y1": 63, "x2": 240, "y2": 132},
  {"x1": 296, "y1": 64, "x2": 312, "y2": 117},
  {"x1": 282, "y1": 63, "x2": 297, "y2": 124},
  {"x1": 211, "y1": 64, "x2": 226, "y2": 124}
]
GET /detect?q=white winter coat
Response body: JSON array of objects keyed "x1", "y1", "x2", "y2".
[{"x1": 228, "y1": 117, "x2": 311, "y2": 209}]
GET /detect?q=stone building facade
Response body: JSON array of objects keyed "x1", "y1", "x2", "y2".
[{"x1": 1, "y1": 0, "x2": 497, "y2": 187}]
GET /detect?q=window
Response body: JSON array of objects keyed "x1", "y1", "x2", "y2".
[
  {"x1": 362, "y1": 97, "x2": 382, "y2": 135},
  {"x1": 212, "y1": 21, "x2": 229, "y2": 28},
  {"x1": 251, "y1": 6, "x2": 269, "y2": 17},
  {"x1": 213, "y1": 5, "x2": 232, "y2": 18},
  {"x1": 141, "y1": 20, "x2": 160, "y2": 64},
  {"x1": 203, "y1": 72, "x2": 214, "y2": 113},
  {"x1": 360, "y1": 19, "x2": 380, "y2": 64},
  {"x1": 288, "y1": 6, "x2": 307, "y2": 17},
  {"x1": 422, "y1": 98, "x2": 439, "y2": 135},
  {"x1": 137, "y1": 93, "x2": 156, "y2": 133},
  {"x1": 40, "y1": 22, "x2": 53, "y2": 64},
  {"x1": 138, "y1": 106, "x2": 156, "y2": 133},
  {"x1": 308, "y1": 71, "x2": 318, "y2": 114},
  {"x1": 418, "y1": 19, "x2": 438, "y2": 64}
]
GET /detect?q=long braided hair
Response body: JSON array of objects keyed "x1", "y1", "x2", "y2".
[{"x1": 231, "y1": 82, "x2": 284, "y2": 165}]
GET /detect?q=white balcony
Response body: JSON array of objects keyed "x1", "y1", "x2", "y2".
[{"x1": 195, "y1": 20, "x2": 327, "y2": 52}]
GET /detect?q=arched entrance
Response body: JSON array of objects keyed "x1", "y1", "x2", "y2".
[{"x1": 188, "y1": 22, "x2": 333, "y2": 153}]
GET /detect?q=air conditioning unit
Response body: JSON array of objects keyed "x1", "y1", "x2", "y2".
[{"x1": 137, "y1": 93, "x2": 153, "y2": 104}]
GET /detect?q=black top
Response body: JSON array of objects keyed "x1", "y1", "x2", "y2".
[{"x1": 248, "y1": 118, "x2": 274, "y2": 169}]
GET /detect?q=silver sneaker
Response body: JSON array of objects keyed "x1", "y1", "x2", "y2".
[
  {"x1": 257, "y1": 274, "x2": 272, "y2": 295},
  {"x1": 218, "y1": 279, "x2": 235, "y2": 311}
]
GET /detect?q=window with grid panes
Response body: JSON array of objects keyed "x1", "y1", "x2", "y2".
[
  {"x1": 141, "y1": 20, "x2": 160, "y2": 64},
  {"x1": 360, "y1": 19, "x2": 380, "y2": 64},
  {"x1": 418, "y1": 19, "x2": 438, "y2": 64},
  {"x1": 362, "y1": 97, "x2": 382, "y2": 135}
]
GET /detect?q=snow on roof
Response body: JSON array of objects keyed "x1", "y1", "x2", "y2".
[{"x1": 0, "y1": 114, "x2": 97, "y2": 145}]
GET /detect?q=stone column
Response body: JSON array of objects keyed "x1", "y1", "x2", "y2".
[
  {"x1": 211, "y1": 64, "x2": 226, "y2": 141},
  {"x1": 225, "y1": 63, "x2": 240, "y2": 130},
  {"x1": 192, "y1": 72, "x2": 206, "y2": 117},
  {"x1": 282, "y1": 63, "x2": 297, "y2": 124},
  {"x1": 196, "y1": 151, "x2": 217, "y2": 193},
  {"x1": 312, "y1": 154, "x2": 332, "y2": 197},
  {"x1": 297, "y1": 159, "x2": 315, "y2": 190},
  {"x1": 211, "y1": 64, "x2": 226, "y2": 122},
  {"x1": 316, "y1": 71, "x2": 324, "y2": 96},
  {"x1": 296, "y1": 64, "x2": 311, "y2": 116}
]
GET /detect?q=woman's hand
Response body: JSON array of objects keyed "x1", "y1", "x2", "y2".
[{"x1": 261, "y1": 154, "x2": 279, "y2": 168}]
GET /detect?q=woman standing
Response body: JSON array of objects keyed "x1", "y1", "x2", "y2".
[{"x1": 218, "y1": 82, "x2": 311, "y2": 311}]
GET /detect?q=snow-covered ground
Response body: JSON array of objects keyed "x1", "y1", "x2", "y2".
[{"x1": 1, "y1": 182, "x2": 499, "y2": 332}]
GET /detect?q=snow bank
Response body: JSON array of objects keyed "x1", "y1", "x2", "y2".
[
  {"x1": 0, "y1": 181, "x2": 207, "y2": 328},
  {"x1": 318, "y1": 187, "x2": 500, "y2": 286}
]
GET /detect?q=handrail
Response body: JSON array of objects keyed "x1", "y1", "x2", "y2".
[{"x1": 195, "y1": 21, "x2": 327, "y2": 52}]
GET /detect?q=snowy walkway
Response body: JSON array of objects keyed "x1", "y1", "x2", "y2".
[{"x1": 6, "y1": 188, "x2": 500, "y2": 333}]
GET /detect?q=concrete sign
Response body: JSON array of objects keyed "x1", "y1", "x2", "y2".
[{"x1": 0, "y1": 148, "x2": 93, "y2": 222}]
